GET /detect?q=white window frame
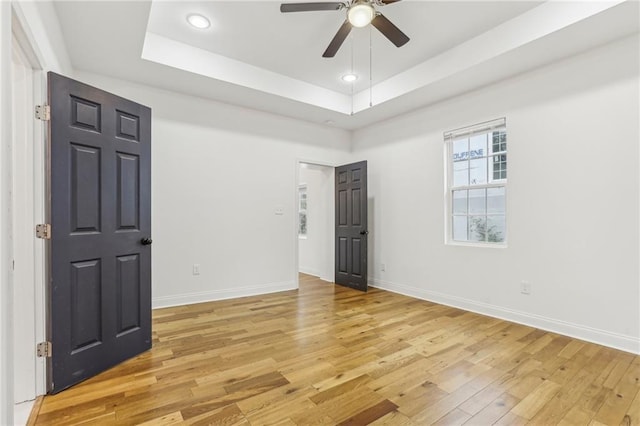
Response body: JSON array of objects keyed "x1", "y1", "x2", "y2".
[
  {"x1": 298, "y1": 184, "x2": 308, "y2": 238},
  {"x1": 444, "y1": 118, "x2": 507, "y2": 247}
]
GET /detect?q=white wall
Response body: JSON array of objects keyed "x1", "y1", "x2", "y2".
[
  {"x1": 76, "y1": 71, "x2": 351, "y2": 307},
  {"x1": 298, "y1": 163, "x2": 334, "y2": 281},
  {"x1": 352, "y1": 34, "x2": 640, "y2": 354}
]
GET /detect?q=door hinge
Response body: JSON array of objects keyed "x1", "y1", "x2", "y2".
[
  {"x1": 37, "y1": 341, "x2": 52, "y2": 358},
  {"x1": 36, "y1": 223, "x2": 51, "y2": 239},
  {"x1": 35, "y1": 104, "x2": 50, "y2": 121}
]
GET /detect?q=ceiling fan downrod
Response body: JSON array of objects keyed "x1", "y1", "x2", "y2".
[{"x1": 279, "y1": 0, "x2": 410, "y2": 58}]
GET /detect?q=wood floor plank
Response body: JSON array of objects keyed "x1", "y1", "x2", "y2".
[
  {"x1": 530, "y1": 368, "x2": 597, "y2": 425},
  {"x1": 33, "y1": 273, "x2": 640, "y2": 425},
  {"x1": 335, "y1": 399, "x2": 399, "y2": 425},
  {"x1": 431, "y1": 408, "x2": 471, "y2": 426},
  {"x1": 493, "y1": 411, "x2": 529, "y2": 425},
  {"x1": 558, "y1": 406, "x2": 594, "y2": 426},
  {"x1": 593, "y1": 361, "x2": 640, "y2": 425},
  {"x1": 390, "y1": 380, "x2": 449, "y2": 417},
  {"x1": 411, "y1": 367, "x2": 506, "y2": 424},
  {"x1": 623, "y1": 388, "x2": 640, "y2": 426},
  {"x1": 463, "y1": 392, "x2": 520, "y2": 425},
  {"x1": 457, "y1": 372, "x2": 515, "y2": 416},
  {"x1": 369, "y1": 410, "x2": 416, "y2": 426},
  {"x1": 137, "y1": 411, "x2": 184, "y2": 425},
  {"x1": 182, "y1": 403, "x2": 248, "y2": 426},
  {"x1": 510, "y1": 379, "x2": 562, "y2": 419}
]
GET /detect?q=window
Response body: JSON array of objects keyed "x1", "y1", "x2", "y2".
[
  {"x1": 298, "y1": 185, "x2": 307, "y2": 236},
  {"x1": 446, "y1": 118, "x2": 507, "y2": 245}
]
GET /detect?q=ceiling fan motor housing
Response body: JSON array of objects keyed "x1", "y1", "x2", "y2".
[{"x1": 348, "y1": 0, "x2": 376, "y2": 28}]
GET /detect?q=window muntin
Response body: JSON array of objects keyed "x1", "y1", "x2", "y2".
[
  {"x1": 298, "y1": 185, "x2": 307, "y2": 236},
  {"x1": 446, "y1": 119, "x2": 507, "y2": 245}
]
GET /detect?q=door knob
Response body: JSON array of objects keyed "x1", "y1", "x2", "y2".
[
  {"x1": 141, "y1": 237, "x2": 153, "y2": 246},
  {"x1": 360, "y1": 230, "x2": 369, "y2": 235}
]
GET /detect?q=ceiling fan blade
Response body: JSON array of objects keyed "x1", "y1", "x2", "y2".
[
  {"x1": 381, "y1": 0, "x2": 401, "y2": 3},
  {"x1": 280, "y1": 2, "x2": 344, "y2": 13},
  {"x1": 323, "y1": 20, "x2": 352, "y2": 58},
  {"x1": 371, "y1": 13, "x2": 410, "y2": 47}
]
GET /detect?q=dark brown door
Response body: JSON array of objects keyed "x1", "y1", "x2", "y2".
[
  {"x1": 48, "y1": 72, "x2": 152, "y2": 393},
  {"x1": 335, "y1": 161, "x2": 368, "y2": 291}
]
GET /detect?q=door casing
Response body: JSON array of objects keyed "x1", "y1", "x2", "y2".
[{"x1": 10, "y1": 23, "x2": 47, "y2": 404}]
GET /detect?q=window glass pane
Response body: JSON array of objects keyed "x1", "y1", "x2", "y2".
[
  {"x1": 453, "y1": 216, "x2": 468, "y2": 241},
  {"x1": 299, "y1": 188, "x2": 307, "y2": 209},
  {"x1": 490, "y1": 154, "x2": 507, "y2": 182},
  {"x1": 469, "y1": 133, "x2": 487, "y2": 159},
  {"x1": 469, "y1": 216, "x2": 487, "y2": 242},
  {"x1": 487, "y1": 215, "x2": 506, "y2": 242},
  {"x1": 298, "y1": 212, "x2": 307, "y2": 235},
  {"x1": 468, "y1": 189, "x2": 486, "y2": 215},
  {"x1": 453, "y1": 190, "x2": 467, "y2": 214},
  {"x1": 491, "y1": 130, "x2": 507, "y2": 153},
  {"x1": 452, "y1": 138, "x2": 469, "y2": 161},
  {"x1": 487, "y1": 187, "x2": 505, "y2": 214},
  {"x1": 453, "y1": 161, "x2": 469, "y2": 187},
  {"x1": 469, "y1": 158, "x2": 487, "y2": 185}
]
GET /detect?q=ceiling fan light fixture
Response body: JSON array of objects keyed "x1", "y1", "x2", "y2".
[
  {"x1": 348, "y1": 2, "x2": 374, "y2": 28},
  {"x1": 187, "y1": 13, "x2": 211, "y2": 29},
  {"x1": 341, "y1": 73, "x2": 358, "y2": 82}
]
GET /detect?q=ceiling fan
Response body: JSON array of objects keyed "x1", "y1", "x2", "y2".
[{"x1": 280, "y1": 0, "x2": 410, "y2": 58}]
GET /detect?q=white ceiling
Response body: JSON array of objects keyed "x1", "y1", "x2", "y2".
[
  {"x1": 54, "y1": 1, "x2": 639, "y2": 130},
  {"x1": 146, "y1": 1, "x2": 541, "y2": 94}
]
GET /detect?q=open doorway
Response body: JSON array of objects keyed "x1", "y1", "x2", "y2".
[{"x1": 296, "y1": 162, "x2": 334, "y2": 283}]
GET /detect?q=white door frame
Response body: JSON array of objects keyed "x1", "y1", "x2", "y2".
[
  {"x1": 11, "y1": 12, "x2": 47, "y2": 403},
  {"x1": 294, "y1": 159, "x2": 335, "y2": 289}
]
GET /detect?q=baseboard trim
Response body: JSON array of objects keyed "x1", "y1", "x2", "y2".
[
  {"x1": 369, "y1": 277, "x2": 640, "y2": 355},
  {"x1": 152, "y1": 280, "x2": 297, "y2": 309},
  {"x1": 26, "y1": 396, "x2": 43, "y2": 426},
  {"x1": 299, "y1": 266, "x2": 321, "y2": 277}
]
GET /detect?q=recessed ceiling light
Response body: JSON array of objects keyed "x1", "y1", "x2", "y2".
[
  {"x1": 341, "y1": 73, "x2": 358, "y2": 83},
  {"x1": 187, "y1": 14, "x2": 211, "y2": 29}
]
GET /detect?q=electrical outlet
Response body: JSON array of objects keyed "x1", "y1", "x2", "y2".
[
  {"x1": 381, "y1": 263, "x2": 386, "y2": 272},
  {"x1": 193, "y1": 264, "x2": 200, "y2": 276},
  {"x1": 520, "y1": 281, "x2": 531, "y2": 295}
]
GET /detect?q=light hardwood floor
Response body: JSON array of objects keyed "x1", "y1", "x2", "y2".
[{"x1": 34, "y1": 274, "x2": 639, "y2": 425}]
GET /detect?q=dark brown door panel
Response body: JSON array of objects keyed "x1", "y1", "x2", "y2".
[{"x1": 49, "y1": 72, "x2": 152, "y2": 393}]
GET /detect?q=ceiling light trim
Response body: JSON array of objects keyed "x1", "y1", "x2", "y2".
[
  {"x1": 186, "y1": 13, "x2": 210, "y2": 29},
  {"x1": 341, "y1": 73, "x2": 358, "y2": 83}
]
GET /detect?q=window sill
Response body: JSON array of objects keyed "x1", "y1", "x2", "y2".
[{"x1": 446, "y1": 241, "x2": 508, "y2": 249}]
